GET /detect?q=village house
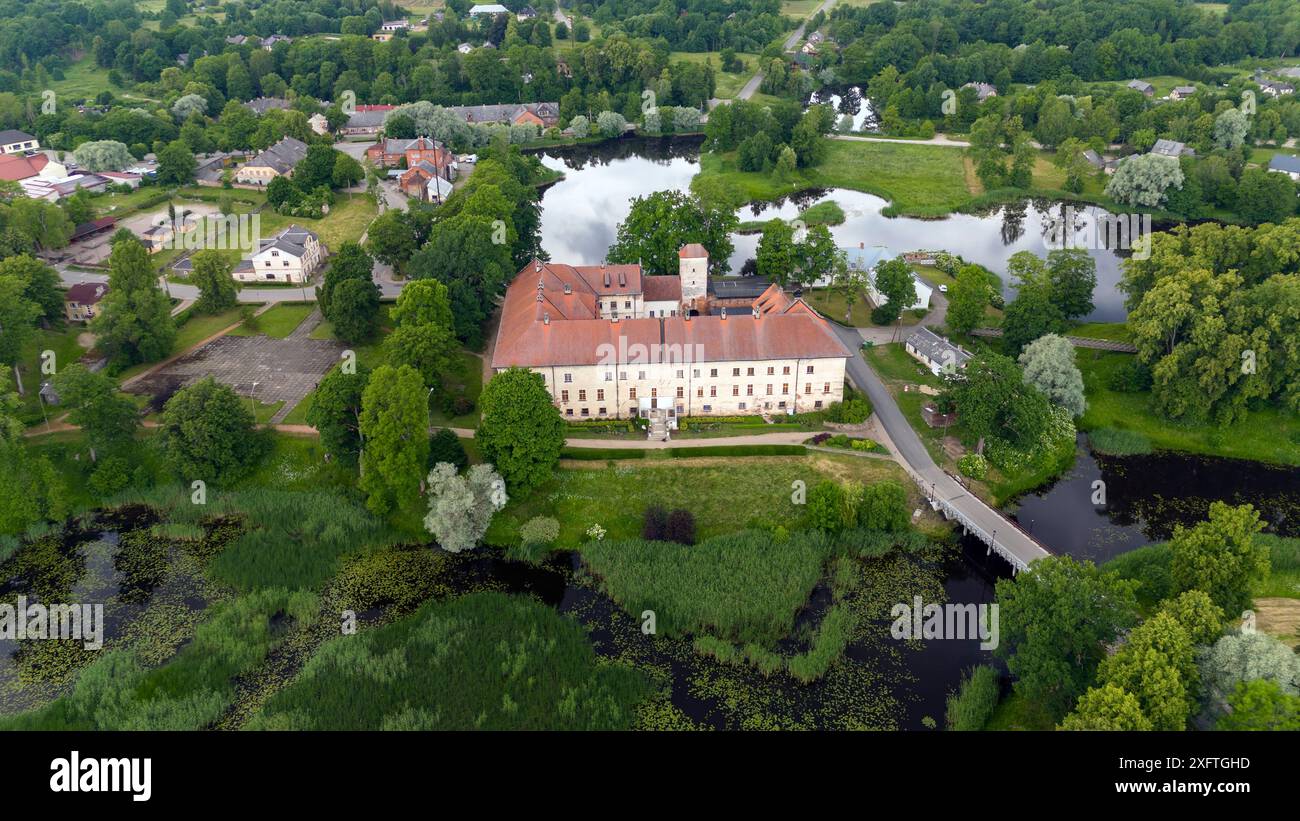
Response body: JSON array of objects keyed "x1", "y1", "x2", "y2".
[
  {"x1": 234, "y1": 136, "x2": 308, "y2": 185},
  {"x1": 341, "y1": 105, "x2": 396, "y2": 137},
  {"x1": 0, "y1": 129, "x2": 38, "y2": 154},
  {"x1": 1268, "y1": 153, "x2": 1300, "y2": 181},
  {"x1": 63, "y1": 282, "x2": 108, "y2": 323},
  {"x1": 490, "y1": 245, "x2": 853, "y2": 426},
  {"x1": 239, "y1": 225, "x2": 324, "y2": 284},
  {"x1": 1149, "y1": 138, "x2": 1194, "y2": 159},
  {"x1": 0, "y1": 151, "x2": 63, "y2": 182},
  {"x1": 961, "y1": 82, "x2": 998, "y2": 102},
  {"x1": 244, "y1": 96, "x2": 291, "y2": 115},
  {"x1": 1127, "y1": 79, "x2": 1154, "y2": 96},
  {"x1": 1259, "y1": 80, "x2": 1295, "y2": 98},
  {"x1": 905, "y1": 327, "x2": 972, "y2": 376},
  {"x1": 843, "y1": 244, "x2": 932, "y2": 311},
  {"x1": 1169, "y1": 85, "x2": 1196, "y2": 101},
  {"x1": 366, "y1": 136, "x2": 456, "y2": 175},
  {"x1": 446, "y1": 102, "x2": 560, "y2": 128}
]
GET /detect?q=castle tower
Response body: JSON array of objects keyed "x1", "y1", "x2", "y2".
[{"x1": 678, "y1": 243, "x2": 708, "y2": 310}]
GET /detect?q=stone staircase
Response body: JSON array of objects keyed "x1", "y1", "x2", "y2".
[{"x1": 647, "y1": 412, "x2": 669, "y2": 441}]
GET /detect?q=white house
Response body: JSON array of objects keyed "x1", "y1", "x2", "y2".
[
  {"x1": 905, "y1": 327, "x2": 972, "y2": 376},
  {"x1": 843, "y1": 244, "x2": 932, "y2": 312},
  {"x1": 234, "y1": 136, "x2": 308, "y2": 186},
  {"x1": 0, "y1": 129, "x2": 38, "y2": 155},
  {"x1": 468, "y1": 4, "x2": 509, "y2": 16},
  {"x1": 241, "y1": 225, "x2": 324, "y2": 284}
]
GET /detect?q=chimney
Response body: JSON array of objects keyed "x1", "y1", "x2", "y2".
[
  {"x1": 543, "y1": 312, "x2": 550, "y2": 325},
  {"x1": 563, "y1": 283, "x2": 571, "y2": 294},
  {"x1": 720, "y1": 307, "x2": 727, "y2": 320},
  {"x1": 535, "y1": 260, "x2": 542, "y2": 272},
  {"x1": 752, "y1": 305, "x2": 760, "y2": 319}
]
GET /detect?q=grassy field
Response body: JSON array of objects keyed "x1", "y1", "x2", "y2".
[
  {"x1": 694, "y1": 139, "x2": 975, "y2": 217},
  {"x1": 116, "y1": 307, "x2": 245, "y2": 381},
  {"x1": 228, "y1": 303, "x2": 315, "y2": 339},
  {"x1": 804, "y1": 286, "x2": 874, "y2": 325},
  {"x1": 670, "y1": 50, "x2": 758, "y2": 99},
  {"x1": 1077, "y1": 350, "x2": 1300, "y2": 466},
  {"x1": 485, "y1": 453, "x2": 921, "y2": 548}
]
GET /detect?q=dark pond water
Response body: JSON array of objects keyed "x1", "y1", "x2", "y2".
[
  {"x1": 534, "y1": 136, "x2": 1131, "y2": 322},
  {"x1": 1008, "y1": 435, "x2": 1300, "y2": 564}
]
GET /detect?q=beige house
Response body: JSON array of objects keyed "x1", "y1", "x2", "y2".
[
  {"x1": 64, "y1": 282, "x2": 107, "y2": 322},
  {"x1": 491, "y1": 246, "x2": 852, "y2": 424},
  {"x1": 234, "y1": 136, "x2": 308, "y2": 186},
  {"x1": 239, "y1": 225, "x2": 324, "y2": 283}
]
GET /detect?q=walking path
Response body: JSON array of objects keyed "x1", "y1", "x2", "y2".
[
  {"x1": 970, "y1": 327, "x2": 1137, "y2": 353},
  {"x1": 735, "y1": 0, "x2": 838, "y2": 101}
]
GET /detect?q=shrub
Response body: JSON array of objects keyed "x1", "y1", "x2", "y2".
[
  {"x1": 666, "y1": 509, "x2": 696, "y2": 546},
  {"x1": 428, "y1": 428, "x2": 469, "y2": 471},
  {"x1": 858, "y1": 481, "x2": 911, "y2": 532},
  {"x1": 958, "y1": 453, "x2": 989, "y2": 479},
  {"x1": 90, "y1": 456, "x2": 133, "y2": 495},
  {"x1": 826, "y1": 397, "x2": 871, "y2": 424},
  {"x1": 1106, "y1": 359, "x2": 1152, "y2": 393},
  {"x1": 519, "y1": 516, "x2": 560, "y2": 547},
  {"x1": 642, "y1": 504, "x2": 669, "y2": 540},
  {"x1": 945, "y1": 665, "x2": 1001, "y2": 730}
]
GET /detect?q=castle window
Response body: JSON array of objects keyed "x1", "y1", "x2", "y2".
[
  {"x1": 580, "y1": 407, "x2": 589, "y2": 416},
  {"x1": 599, "y1": 407, "x2": 607, "y2": 415},
  {"x1": 814, "y1": 401, "x2": 823, "y2": 409},
  {"x1": 604, "y1": 372, "x2": 612, "y2": 381},
  {"x1": 766, "y1": 385, "x2": 773, "y2": 395},
  {"x1": 578, "y1": 390, "x2": 586, "y2": 401},
  {"x1": 629, "y1": 387, "x2": 637, "y2": 399},
  {"x1": 638, "y1": 371, "x2": 645, "y2": 380},
  {"x1": 710, "y1": 386, "x2": 716, "y2": 397},
  {"x1": 651, "y1": 388, "x2": 657, "y2": 398},
  {"x1": 563, "y1": 373, "x2": 572, "y2": 383},
  {"x1": 732, "y1": 368, "x2": 740, "y2": 377},
  {"x1": 565, "y1": 408, "x2": 573, "y2": 416},
  {"x1": 738, "y1": 402, "x2": 746, "y2": 410},
  {"x1": 596, "y1": 389, "x2": 604, "y2": 401},
  {"x1": 782, "y1": 384, "x2": 789, "y2": 394},
  {"x1": 766, "y1": 367, "x2": 774, "y2": 376},
  {"x1": 710, "y1": 369, "x2": 718, "y2": 377},
  {"x1": 693, "y1": 369, "x2": 700, "y2": 378},
  {"x1": 747, "y1": 367, "x2": 755, "y2": 376},
  {"x1": 676, "y1": 387, "x2": 684, "y2": 398},
  {"x1": 806, "y1": 365, "x2": 814, "y2": 374},
  {"x1": 746, "y1": 385, "x2": 753, "y2": 396},
  {"x1": 676, "y1": 370, "x2": 684, "y2": 379},
  {"x1": 703, "y1": 404, "x2": 712, "y2": 412},
  {"x1": 823, "y1": 383, "x2": 831, "y2": 393},
  {"x1": 783, "y1": 366, "x2": 791, "y2": 375},
  {"x1": 732, "y1": 386, "x2": 739, "y2": 396},
  {"x1": 561, "y1": 390, "x2": 569, "y2": 402}
]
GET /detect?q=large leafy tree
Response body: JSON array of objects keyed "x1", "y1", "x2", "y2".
[
  {"x1": 995, "y1": 555, "x2": 1139, "y2": 722},
  {"x1": 423, "y1": 462, "x2": 508, "y2": 553},
  {"x1": 51, "y1": 364, "x2": 138, "y2": 461},
  {"x1": 606, "y1": 190, "x2": 737, "y2": 276},
  {"x1": 190, "y1": 250, "x2": 239, "y2": 314},
  {"x1": 1096, "y1": 612, "x2": 1197, "y2": 731},
  {"x1": 942, "y1": 352, "x2": 1052, "y2": 452},
  {"x1": 1169, "y1": 502, "x2": 1268, "y2": 615},
  {"x1": 0, "y1": 275, "x2": 37, "y2": 389},
  {"x1": 1105, "y1": 153, "x2": 1184, "y2": 208},
  {"x1": 1018, "y1": 333, "x2": 1086, "y2": 417},
  {"x1": 945, "y1": 264, "x2": 991, "y2": 335},
  {"x1": 159, "y1": 377, "x2": 260, "y2": 480},
  {"x1": 0, "y1": 255, "x2": 63, "y2": 321},
  {"x1": 306, "y1": 363, "x2": 370, "y2": 466},
  {"x1": 92, "y1": 238, "x2": 177, "y2": 367},
  {"x1": 755, "y1": 218, "x2": 796, "y2": 286},
  {"x1": 359, "y1": 364, "x2": 429, "y2": 515},
  {"x1": 1045, "y1": 248, "x2": 1096, "y2": 321},
  {"x1": 872, "y1": 258, "x2": 917, "y2": 323},
  {"x1": 156, "y1": 140, "x2": 196, "y2": 185},
  {"x1": 1059, "y1": 683, "x2": 1153, "y2": 731},
  {"x1": 0, "y1": 374, "x2": 66, "y2": 535},
  {"x1": 475, "y1": 367, "x2": 565, "y2": 493},
  {"x1": 1216, "y1": 680, "x2": 1300, "y2": 731}
]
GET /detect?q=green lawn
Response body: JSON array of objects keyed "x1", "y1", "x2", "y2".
[
  {"x1": 116, "y1": 307, "x2": 245, "y2": 381},
  {"x1": 1077, "y1": 350, "x2": 1300, "y2": 466},
  {"x1": 228, "y1": 303, "x2": 315, "y2": 339},
  {"x1": 1068, "y1": 322, "x2": 1132, "y2": 342},
  {"x1": 804, "y1": 286, "x2": 874, "y2": 326},
  {"x1": 670, "y1": 50, "x2": 759, "y2": 99},
  {"x1": 694, "y1": 139, "x2": 975, "y2": 217},
  {"x1": 485, "y1": 454, "x2": 918, "y2": 548},
  {"x1": 865, "y1": 343, "x2": 942, "y2": 387}
]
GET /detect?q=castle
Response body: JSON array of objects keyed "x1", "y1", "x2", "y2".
[{"x1": 490, "y1": 245, "x2": 853, "y2": 424}]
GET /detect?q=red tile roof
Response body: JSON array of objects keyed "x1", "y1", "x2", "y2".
[
  {"x1": 491, "y1": 261, "x2": 851, "y2": 368},
  {"x1": 641, "y1": 274, "x2": 682, "y2": 302},
  {"x1": 0, "y1": 152, "x2": 47, "y2": 181},
  {"x1": 678, "y1": 243, "x2": 708, "y2": 258}
]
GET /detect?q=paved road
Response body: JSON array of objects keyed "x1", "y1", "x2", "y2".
[
  {"x1": 735, "y1": 0, "x2": 837, "y2": 101},
  {"x1": 830, "y1": 323, "x2": 1051, "y2": 569}
]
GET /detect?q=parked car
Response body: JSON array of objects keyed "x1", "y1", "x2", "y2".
[{"x1": 938, "y1": 284, "x2": 948, "y2": 293}]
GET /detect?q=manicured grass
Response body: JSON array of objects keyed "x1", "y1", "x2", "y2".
[
  {"x1": 1077, "y1": 350, "x2": 1300, "y2": 466},
  {"x1": 694, "y1": 139, "x2": 975, "y2": 217},
  {"x1": 803, "y1": 286, "x2": 874, "y2": 325},
  {"x1": 486, "y1": 454, "x2": 916, "y2": 548},
  {"x1": 247, "y1": 591, "x2": 654, "y2": 730},
  {"x1": 864, "y1": 343, "x2": 942, "y2": 387},
  {"x1": 581, "y1": 529, "x2": 833, "y2": 644},
  {"x1": 1069, "y1": 322, "x2": 1132, "y2": 342},
  {"x1": 228, "y1": 303, "x2": 315, "y2": 339}
]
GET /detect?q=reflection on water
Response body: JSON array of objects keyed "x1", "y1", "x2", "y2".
[
  {"x1": 1008, "y1": 435, "x2": 1300, "y2": 564},
  {"x1": 534, "y1": 137, "x2": 1132, "y2": 322},
  {"x1": 810, "y1": 85, "x2": 878, "y2": 132}
]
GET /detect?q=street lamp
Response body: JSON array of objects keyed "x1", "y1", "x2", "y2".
[
  {"x1": 427, "y1": 386, "x2": 436, "y2": 432},
  {"x1": 250, "y1": 381, "x2": 259, "y2": 420}
]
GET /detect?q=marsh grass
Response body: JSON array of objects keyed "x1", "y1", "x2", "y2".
[
  {"x1": 945, "y1": 664, "x2": 1001, "y2": 730},
  {"x1": 0, "y1": 588, "x2": 316, "y2": 730},
  {"x1": 247, "y1": 591, "x2": 654, "y2": 730}
]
